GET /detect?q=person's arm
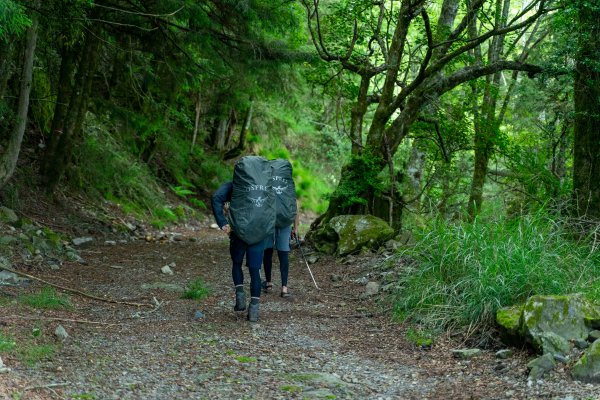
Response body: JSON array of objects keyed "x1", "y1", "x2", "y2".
[{"x1": 211, "y1": 182, "x2": 233, "y2": 233}]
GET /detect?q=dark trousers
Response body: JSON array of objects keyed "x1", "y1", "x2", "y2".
[
  {"x1": 263, "y1": 248, "x2": 289, "y2": 287},
  {"x1": 230, "y1": 233, "x2": 264, "y2": 298}
]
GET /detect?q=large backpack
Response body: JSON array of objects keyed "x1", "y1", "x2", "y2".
[
  {"x1": 229, "y1": 156, "x2": 275, "y2": 245},
  {"x1": 270, "y1": 159, "x2": 297, "y2": 228}
]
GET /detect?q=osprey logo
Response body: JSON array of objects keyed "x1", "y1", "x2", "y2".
[
  {"x1": 250, "y1": 196, "x2": 267, "y2": 207},
  {"x1": 272, "y1": 185, "x2": 288, "y2": 195}
]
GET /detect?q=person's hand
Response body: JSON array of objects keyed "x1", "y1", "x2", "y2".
[
  {"x1": 291, "y1": 226, "x2": 297, "y2": 241},
  {"x1": 221, "y1": 224, "x2": 231, "y2": 235}
]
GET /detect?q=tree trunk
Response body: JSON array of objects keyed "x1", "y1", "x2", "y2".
[
  {"x1": 190, "y1": 92, "x2": 202, "y2": 152},
  {"x1": 467, "y1": 0, "x2": 511, "y2": 218},
  {"x1": 42, "y1": 27, "x2": 102, "y2": 192},
  {"x1": 573, "y1": 2, "x2": 600, "y2": 219},
  {"x1": 0, "y1": 40, "x2": 15, "y2": 101},
  {"x1": 0, "y1": 3, "x2": 39, "y2": 188},
  {"x1": 40, "y1": 46, "x2": 76, "y2": 181},
  {"x1": 224, "y1": 99, "x2": 254, "y2": 160}
]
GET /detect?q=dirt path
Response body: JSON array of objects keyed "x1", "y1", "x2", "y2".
[{"x1": 2, "y1": 226, "x2": 599, "y2": 399}]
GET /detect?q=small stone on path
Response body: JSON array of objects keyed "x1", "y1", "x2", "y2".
[
  {"x1": 161, "y1": 265, "x2": 174, "y2": 275},
  {"x1": 495, "y1": 349, "x2": 513, "y2": 359},
  {"x1": 55, "y1": 325, "x2": 69, "y2": 341},
  {"x1": 72, "y1": 237, "x2": 94, "y2": 246},
  {"x1": 452, "y1": 349, "x2": 482, "y2": 359},
  {"x1": 364, "y1": 281, "x2": 380, "y2": 296}
]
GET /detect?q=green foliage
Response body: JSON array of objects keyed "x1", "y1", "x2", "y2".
[
  {"x1": 182, "y1": 278, "x2": 211, "y2": 300},
  {"x1": 0, "y1": 0, "x2": 30, "y2": 40},
  {"x1": 330, "y1": 152, "x2": 383, "y2": 209},
  {"x1": 1, "y1": 330, "x2": 57, "y2": 366},
  {"x1": 392, "y1": 210, "x2": 600, "y2": 333},
  {"x1": 19, "y1": 287, "x2": 72, "y2": 310},
  {"x1": 405, "y1": 327, "x2": 434, "y2": 348}
]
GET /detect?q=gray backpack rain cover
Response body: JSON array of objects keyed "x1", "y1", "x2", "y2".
[
  {"x1": 270, "y1": 159, "x2": 297, "y2": 228},
  {"x1": 229, "y1": 156, "x2": 275, "y2": 245}
]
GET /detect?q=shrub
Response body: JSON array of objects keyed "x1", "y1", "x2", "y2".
[
  {"x1": 182, "y1": 278, "x2": 211, "y2": 300},
  {"x1": 392, "y1": 210, "x2": 600, "y2": 334},
  {"x1": 19, "y1": 287, "x2": 72, "y2": 310}
]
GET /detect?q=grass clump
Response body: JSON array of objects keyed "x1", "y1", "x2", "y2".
[
  {"x1": 393, "y1": 211, "x2": 600, "y2": 333},
  {"x1": 181, "y1": 278, "x2": 211, "y2": 300},
  {"x1": 0, "y1": 333, "x2": 16, "y2": 352},
  {"x1": 18, "y1": 343, "x2": 57, "y2": 366},
  {"x1": 19, "y1": 287, "x2": 72, "y2": 310}
]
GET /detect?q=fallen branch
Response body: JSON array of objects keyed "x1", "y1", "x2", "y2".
[
  {"x1": 2, "y1": 315, "x2": 119, "y2": 326},
  {"x1": 0, "y1": 265, "x2": 153, "y2": 308}
]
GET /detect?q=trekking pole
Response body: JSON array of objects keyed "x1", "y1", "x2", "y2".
[{"x1": 295, "y1": 236, "x2": 320, "y2": 290}]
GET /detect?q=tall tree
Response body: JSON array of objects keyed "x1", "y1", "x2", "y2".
[
  {"x1": 0, "y1": 0, "x2": 39, "y2": 188},
  {"x1": 304, "y1": 0, "x2": 550, "y2": 230},
  {"x1": 572, "y1": 0, "x2": 600, "y2": 219}
]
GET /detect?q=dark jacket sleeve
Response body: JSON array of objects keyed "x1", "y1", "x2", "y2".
[{"x1": 211, "y1": 182, "x2": 233, "y2": 228}]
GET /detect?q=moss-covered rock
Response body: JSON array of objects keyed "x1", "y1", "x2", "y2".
[
  {"x1": 329, "y1": 215, "x2": 394, "y2": 256},
  {"x1": 572, "y1": 339, "x2": 600, "y2": 383},
  {"x1": 496, "y1": 305, "x2": 523, "y2": 344},
  {"x1": 521, "y1": 294, "x2": 600, "y2": 355},
  {"x1": 0, "y1": 207, "x2": 19, "y2": 225}
]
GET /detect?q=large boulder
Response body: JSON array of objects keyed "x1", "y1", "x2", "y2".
[
  {"x1": 521, "y1": 294, "x2": 600, "y2": 355},
  {"x1": 572, "y1": 339, "x2": 600, "y2": 383},
  {"x1": 497, "y1": 294, "x2": 600, "y2": 356},
  {"x1": 329, "y1": 215, "x2": 394, "y2": 256}
]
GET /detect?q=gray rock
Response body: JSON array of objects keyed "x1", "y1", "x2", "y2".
[
  {"x1": 330, "y1": 274, "x2": 342, "y2": 282},
  {"x1": 54, "y1": 325, "x2": 69, "y2": 341},
  {"x1": 575, "y1": 339, "x2": 590, "y2": 349},
  {"x1": 527, "y1": 353, "x2": 556, "y2": 381},
  {"x1": 0, "y1": 270, "x2": 29, "y2": 286},
  {"x1": 495, "y1": 349, "x2": 513, "y2": 359},
  {"x1": 66, "y1": 251, "x2": 85, "y2": 263},
  {"x1": 193, "y1": 310, "x2": 205, "y2": 320},
  {"x1": 72, "y1": 237, "x2": 94, "y2": 246},
  {"x1": 161, "y1": 265, "x2": 174, "y2": 275},
  {"x1": 553, "y1": 354, "x2": 569, "y2": 363},
  {"x1": 105, "y1": 240, "x2": 117, "y2": 245},
  {"x1": 452, "y1": 349, "x2": 482, "y2": 359},
  {"x1": 328, "y1": 215, "x2": 394, "y2": 256},
  {"x1": 0, "y1": 355, "x2": 10, "y2": 373},
  {"x1": 307, "y1": 255, "x2": 319, "y2": 264},
  {"x1": 588, "y1": 330, "x2": 600, "y2": 342},
  {"x1": 521, "y1": 294, "x2": 600, "y2": 354},
  {"x1": 364, "y1": 281, "x2": 380, "y2": 296},
  {"x1": 0, "y1": 206, "x2": 19, "y2": 224},
  {"x1": 573, "y1": 338, "x2": 600, "y2": 383}
]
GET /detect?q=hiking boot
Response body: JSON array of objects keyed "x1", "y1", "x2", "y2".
[
  {"x1": 234, "y1": 290, "x2": 246, "y2": 311},
  {"x1": 261, "y1": 280, "x2": 273, "y2": 294},
  {"x1": 247, "y1": 302, "x2": 259, "y2": 322}
]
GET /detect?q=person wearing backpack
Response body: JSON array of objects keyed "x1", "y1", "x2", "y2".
[
  {"x1": 262, "y1": 159, "x2": 298, "y2": 298},
  {"x1": 211, "y1": 156, "x2": 275, "y2": 322}
]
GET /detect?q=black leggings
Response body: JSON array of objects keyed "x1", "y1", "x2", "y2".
[{"x1": 263, "y1": 248, "x2": 289, "y2": 287}]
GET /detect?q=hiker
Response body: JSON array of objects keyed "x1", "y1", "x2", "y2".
[
  {"x1": 211, "y1": 156, "x2": 275, "y2": 323},
  {"x1": 262, "y1": 158, "x2": 299, "y2": 297},
  {"x1": 262, "y1": 201, "x2": 299, "y2": 297}
]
